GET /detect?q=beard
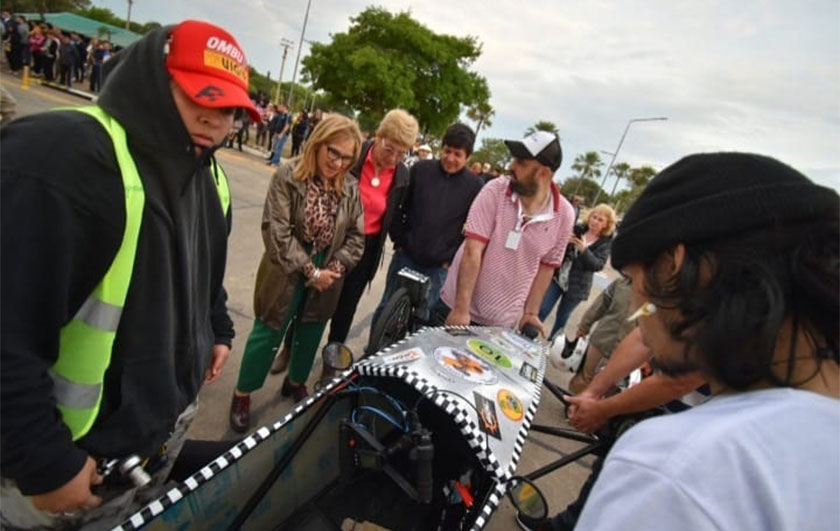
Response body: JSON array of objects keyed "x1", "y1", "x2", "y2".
[
  {"x1": 510, "y1": 168, "x2": 539, "y2": 196},
  {"x1": 649, "y1": 353, "x2": 699, "y2": 378}
]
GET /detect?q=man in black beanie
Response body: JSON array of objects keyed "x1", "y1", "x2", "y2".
[{"x1": 570, "y1": 153, "x2": 839, "y2": 530}]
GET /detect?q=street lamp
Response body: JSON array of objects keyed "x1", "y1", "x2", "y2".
[
  {"x1": 287, "y1": 0, "x2": 313, "y2": 109},
  {"x1": 592, "y1": 117, "x2": 667, "y2": 204}
]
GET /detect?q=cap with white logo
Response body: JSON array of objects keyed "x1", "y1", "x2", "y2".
[
  {"x1": 165, "y1": 20, "x2": 260, "y2": 122},
  {"x1": 504, "y1": 131, "x2": 562, "y2": 172}
]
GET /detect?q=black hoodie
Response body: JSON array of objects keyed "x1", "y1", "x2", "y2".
[{"x1": 0, "y1": 25, "x2": 234, "y2": 495}]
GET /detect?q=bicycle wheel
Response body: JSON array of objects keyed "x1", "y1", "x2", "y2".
[{"x1": 368, "y1": 287, "x2": 413, "y2": 354}]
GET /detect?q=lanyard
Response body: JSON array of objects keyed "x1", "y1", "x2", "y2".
[{"x1": 513, "y1": 194, "x2": 553, "y2": 232}]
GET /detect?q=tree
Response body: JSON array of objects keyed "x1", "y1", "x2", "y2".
[
  {"x1": 73, "y1": 6, "x2": 157, "y2": 35},
  {"x1": 608, "y1": 161, "x2": 632, "y2": 196},
  {"x1": 466, "y1": 100, "x2": 494, "y2": 136},
  {"x1": 614, "y1": 165, "x2": 657, "y2": 213},
  {"x1": 560, "y1": 177, "x2": 607, "y2": 207},
  {"x1": 6, "y1": 0, "x2": 89, "y2": 14},
  {"x1": 302, "y1": 7, "x2": 489, "y2": 137},
  {"x1": 470, "y1": 138, "x2": 511, "y2": 170},
  {"x1": 524, "y1": 120, "x2": 560, "y2": 137},
  {"x1": 570, "y1": 151, "x2": 603, "y2": 196}
]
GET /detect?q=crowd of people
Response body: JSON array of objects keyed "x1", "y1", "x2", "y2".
[
  {"x1": 2, "y1": 12, "x2": 114, "y2": 92},
  {"x1": 0, "y1": 17, "x2": 837, "y2": 531}
]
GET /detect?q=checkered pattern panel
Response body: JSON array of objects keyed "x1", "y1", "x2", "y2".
[{"x1": 113, "y1": 369, "x2": 356, "y2": 530}]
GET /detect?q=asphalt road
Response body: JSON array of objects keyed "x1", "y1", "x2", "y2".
[{"x1": 1, "y1": 73, "x2": 613, "y2": 530}]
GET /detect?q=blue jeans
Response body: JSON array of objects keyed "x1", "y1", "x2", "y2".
[
  {"x1": 268, "y1": 133, "x2": 289, "y2": 165},
  {"x1": 371, "y1": 250, "x2": 447, "y2": 330},
  {"x1": 539, "y1": 280, "x2": 584, "y2": 340}
]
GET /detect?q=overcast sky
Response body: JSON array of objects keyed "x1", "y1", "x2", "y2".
[{"x1": 97, "y1": 0, "x2": 839, "y2": 191}]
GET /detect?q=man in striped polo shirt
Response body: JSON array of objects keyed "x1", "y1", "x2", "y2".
[{"x1": 433, "y1": 131, "x2": 576, "y2": 335}]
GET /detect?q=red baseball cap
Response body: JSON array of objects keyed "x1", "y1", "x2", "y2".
[{"x1": 166, "y1": 20, "x2": 261, "y2": 123}]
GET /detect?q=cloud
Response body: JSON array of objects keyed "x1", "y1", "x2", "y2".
[{"x1": 96, "y1": 0, "x2": 839, "y2": 189}]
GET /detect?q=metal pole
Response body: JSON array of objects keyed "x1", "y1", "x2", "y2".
[
  {"x1": 287, "y1": 0, "x2": 312, "y2": 109},
  {"x1": 592, "y1": 117, "x2": 666, "y2": 204},
  {"x1": 126, "y1": 0, "x2": 133, "y2": 30},
  {"x1": 274, "y1": 39, "x2": 293, "y2": 105}
]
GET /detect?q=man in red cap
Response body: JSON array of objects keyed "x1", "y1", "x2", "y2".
[{"x1": 0, "y1": 20, "x2": 258, "y2": 529}]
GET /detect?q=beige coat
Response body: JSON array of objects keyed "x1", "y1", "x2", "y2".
[{"x1": 253, "y1": 162, "x2": 364, "y2": 327}]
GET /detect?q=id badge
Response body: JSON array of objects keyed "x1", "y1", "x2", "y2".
[{"x1": 505, "y1": 230, "x2": 521, "y2": 250}]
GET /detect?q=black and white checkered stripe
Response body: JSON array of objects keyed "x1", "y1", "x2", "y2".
[
  {"x1": 112, "y1": 368, "x2": 355, "y2": 531},
  {"x1": 470, "y1": 480, "x2": 507, "y2": 530}
]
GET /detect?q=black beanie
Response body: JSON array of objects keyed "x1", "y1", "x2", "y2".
[{"x1": 611, "y1": 152, "x2": 839, "y2": 270}]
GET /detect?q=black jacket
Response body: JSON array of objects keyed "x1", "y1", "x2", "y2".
[
  {"x1": 350, "y1": 140, "x2": 409, "y2": 281},
  {"x1": 0, "y1": 25, "x2": 234, "y2": 495},
  {"x1": 390, "y1": 159, "x2": 483, "y2": 267},
  {"x1": 564, "y1": 224, "x2": 613, "y2": 301}
]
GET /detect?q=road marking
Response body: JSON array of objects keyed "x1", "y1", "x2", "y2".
[{"x1": 1, "y1": 76, "x2": 83, "y2": 106}]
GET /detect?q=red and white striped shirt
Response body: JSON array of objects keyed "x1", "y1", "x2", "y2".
[{"x1": 440, "y1": 176, "x2": 575, "y2": 327}]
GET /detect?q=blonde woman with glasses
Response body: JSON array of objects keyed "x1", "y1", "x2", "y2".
[{"x1": 230, "y1": 113, "x2": 364, "y2": 432}]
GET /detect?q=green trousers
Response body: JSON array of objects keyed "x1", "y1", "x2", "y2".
[{"x1": 236, "y1": 251, "x2": 327, "y2": 392}]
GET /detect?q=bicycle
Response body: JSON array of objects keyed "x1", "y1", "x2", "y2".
[{"x1": 367, "y1": 266, "x2": 432, "y2": 354}]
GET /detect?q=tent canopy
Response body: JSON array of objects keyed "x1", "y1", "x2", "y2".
[{"x1": 21, "y1": 12, "x2": 143, "y2": 48}]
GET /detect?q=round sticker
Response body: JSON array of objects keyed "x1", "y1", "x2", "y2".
[
  {"x1": 497, "y1": 389, "x2": 524, "y2": 421},
  {"x1": 433, "y1": 346, "x2": 498, "y2": 385},
  {"x1": 467, "y1": 339, "x2": 513, "y2": 368}
]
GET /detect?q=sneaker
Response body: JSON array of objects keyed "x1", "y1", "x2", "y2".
[{"x1": 515, "y1": 511, "x2": 551, "y2": 531}]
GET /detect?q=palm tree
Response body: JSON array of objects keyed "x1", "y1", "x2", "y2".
[
  {"x1": 570, "y1": 151, "x2": 603, "y2": 196},
  {"x1": 608, "y1": 162, "x2": 632, "y2": 197},
  {"x1": 466, "y1": 101, "x2": 495, "y2": 136},
  {"x1": 524, "y1": 120, "x2": 560, "y2": 138}
]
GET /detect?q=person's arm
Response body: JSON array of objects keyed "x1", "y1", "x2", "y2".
[
  {"x1": 1, "y1": 114, "x2": 120, "y2": 505},
  {"x1": 388, "y1": 163, "x2": 415, "y2": 248},
  {"x1": 330, "y1": 186, "x2": 366, "y2": 272},
  {"x1": 262, "y1": 166, "x2": 311, "y2": 273},
  {"x1": 517, "y1": 264, "x2": 554, "y2": 336},
  {"x1": 576, "y1": 280, "x2": 615, "y2": 336},
  {"x1": 567, "y1": 371, "x2": 706, "y2": 433},
  {"x1": 446, "y1": 237, "x2": 486, "y2": 325},
  {"x1": 576, "y1": 237, "x2": 612, "y2": 272},
  {"x1": 581, "y1": 327, "x2": 651, "y2": 398}
]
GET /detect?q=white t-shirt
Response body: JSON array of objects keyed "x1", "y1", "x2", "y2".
[{"x1": 577, "y1": 388, "x2": 840, "y2": 531}]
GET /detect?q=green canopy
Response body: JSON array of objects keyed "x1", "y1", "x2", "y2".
[{"x1": 21, "y1": 12, "x2": 143, "y2": 48}]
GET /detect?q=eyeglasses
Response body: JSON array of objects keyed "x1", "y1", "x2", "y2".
[
  {"x1": 325, "y1": 145, "x2": 355, "y2": 167},
  {"x1": 380, "y1": 138, "x2": 407, "y2": 161}
]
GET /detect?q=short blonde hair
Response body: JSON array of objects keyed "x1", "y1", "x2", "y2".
[
  {"x1": 293, "y1": 113, "x2": 362, "y2": 195},
  {"x1": 583, "y1": 203, "x2": 618, "y2": 237},
  {"x1": 376, "y1": 109, "x2": 419, "y2": 148}
]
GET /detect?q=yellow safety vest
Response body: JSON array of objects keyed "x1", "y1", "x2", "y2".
[{"x1": 51, "y1": 106, "x2": 230, "y2": 440}]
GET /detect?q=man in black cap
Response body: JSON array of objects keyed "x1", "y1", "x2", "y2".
[
  {"x1": 570, "y1": 153, "x2": 839, "y2": 530},
  {"x1": 434, "y1": 131, "x2": 575, "y2": 335}
]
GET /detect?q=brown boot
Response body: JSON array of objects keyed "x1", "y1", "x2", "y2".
[
  {"x1": 229, "y1": 392, "x2": 250, "y2": 433},
  {"x1": 269, "y1": 344, "x2": 290, "y2": 375}
]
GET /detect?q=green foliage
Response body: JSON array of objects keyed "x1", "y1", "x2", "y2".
[
  {"x1": 72, "y1": 6, "x2": 153, "y2": 34},
  {"x1": 7, "y1": 0, "x2": 89, "y2": 13},
  {"x1": 302, "y1": 6, "x2": 489, "y2": 137},
  {"x1": 466, "y1": 100, "x2": 494, "y2": 135},
  {"x1": 470, "y1": 138, "x2": 510, "y2": 171},
  {"x1": 559, "y1": 177, "x2": 607, "y2": 207},
  {"x1": 613, "y1": 165, "x2": 657, "y2": 213},
  {"x1": 524, "y1": 120, "x2": 560, "y2": 137}
]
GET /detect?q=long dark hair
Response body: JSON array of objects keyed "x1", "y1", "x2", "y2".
[{"x1": 643, "y1": 215, "x2": 839, "y2": 390}]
